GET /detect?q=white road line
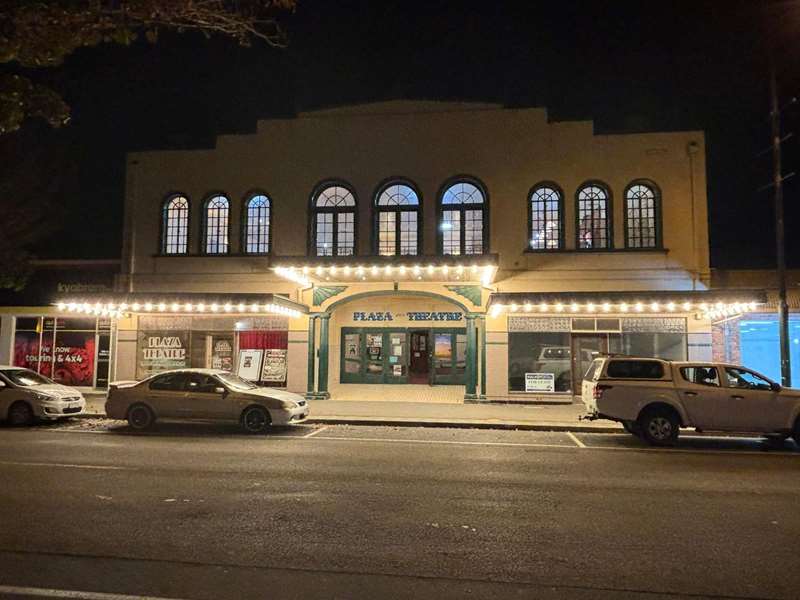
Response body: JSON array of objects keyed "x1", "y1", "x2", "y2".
[
  {"x1": 566, "y1": 432, "x2": 586, "y2": 448},
  {"x1": 307, "y1": 435, "x2": 576, "y2": 449},
  {"x1": 303, "y1": 425, "x2": 330, "y2": 438},
  {"x1": 0, "y1": 461, "x2": 132, "y2": 471},
  {"x1": 0, "y1": 584, "x2": 188, "y2": 600}
]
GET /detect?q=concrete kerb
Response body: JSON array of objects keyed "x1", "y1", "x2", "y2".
[{"x1": 74, "y1": 411, "x2": 621, "y2": 433}]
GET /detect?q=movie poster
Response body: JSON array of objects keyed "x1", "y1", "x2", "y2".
[
  {"x1": 137, "y1": 330, "x2": 190, "y2": 378},
  {"x1": 261, "y1": 349, "x2": 287, "y2": 384}
]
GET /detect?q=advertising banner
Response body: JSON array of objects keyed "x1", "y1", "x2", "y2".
[
  {"x1": 261, "y1": 349, "x2": 287, "y2": 383},
  {"x1": 137, "y1": 330, "x2": 190, "y2": 378},
  {"x1": 13, "y1": 331, "x2": 96, "y2": 386}
]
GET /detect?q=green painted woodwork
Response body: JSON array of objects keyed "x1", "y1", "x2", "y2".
[
  {"x1": 445, "y1": 285, "x2": 482, "y2": 307},
  {"x1": 313, "y1": 286, "x2": 348, "y2": 306}
]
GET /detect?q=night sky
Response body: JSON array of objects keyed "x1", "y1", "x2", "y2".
[{"x1": 2, "y1": 0, "x2": 799, "y2": 269}]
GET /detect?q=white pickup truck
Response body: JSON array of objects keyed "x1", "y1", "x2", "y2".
[{"x1": 582, "y1": 356, "x2": 800, "y2": 446}]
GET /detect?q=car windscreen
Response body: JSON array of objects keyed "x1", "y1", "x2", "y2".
[
  {"x1": 605, "y1": 360, "x2": 665, "y2": 379},
  {"x1": 216, "y1": 373, "x2": 259, "y2": 390},
  {"x1": 0, "y1": 369, "x2": 53, "y2": 387}
]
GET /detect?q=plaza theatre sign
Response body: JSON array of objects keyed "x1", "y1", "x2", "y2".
[{"x1": 353, "y1": 311, "x2": 463, "y2": 322}]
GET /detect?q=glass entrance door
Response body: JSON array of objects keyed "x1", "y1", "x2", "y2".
[
  {"x1": 431, "y1": 330, "x2": 466, "y2": 385},
  {"x1": 571, "y1": 335, "x2": 608, "y2": 393},
  {"x1": 340, "y1": 328, "x2": 409, "y2": 384}
]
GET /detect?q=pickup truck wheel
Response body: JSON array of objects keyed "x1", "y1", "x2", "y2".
[{"x1": 639, "y1": 408, "x2": 679, "y2": 446}]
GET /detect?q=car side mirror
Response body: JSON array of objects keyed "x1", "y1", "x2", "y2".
[
  {"x1": 771, "y1": 382, "x2": 782, "y2": 392},
  {"x1": 214, "y1": 386, "x2": 226, "y2": 395}
]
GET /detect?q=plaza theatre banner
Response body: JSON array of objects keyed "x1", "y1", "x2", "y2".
[{"x1": 137, "y1": 330, "x2": 189, "y2": 377}]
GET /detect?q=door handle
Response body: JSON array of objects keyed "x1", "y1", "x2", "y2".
[
  {"x1": 684, "y1": 391, "x2": 698, "y2": 397},
  {"x1": 730, "y1": 395, "x2": 745, "y2": 400}
]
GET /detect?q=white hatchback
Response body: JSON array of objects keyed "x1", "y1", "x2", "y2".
[{"x1": 0, "y1": 366, "x2": 86, "y2": 425}]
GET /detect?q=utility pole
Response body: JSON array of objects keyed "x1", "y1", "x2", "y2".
[{"x1": 769, "y1": 58, "x2": 792, "y2": 387}]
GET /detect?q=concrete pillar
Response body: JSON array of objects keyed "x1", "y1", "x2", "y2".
[
  {"x1": 317, "y1": 313, "x2": 331, "y2": 399},
  {"x1": 305, "y1": 315, "x2": 316, "y2": 400},
  {"x1": 465, "y1": 314, "x2": 477, "y2": 400}
]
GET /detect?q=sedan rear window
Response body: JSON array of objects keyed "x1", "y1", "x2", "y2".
[{"x1": 606, "y1": 360, "x2": 664, "y2": 379}]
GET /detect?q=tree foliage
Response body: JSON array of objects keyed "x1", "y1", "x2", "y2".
[{"x1": 0, "y1": 0, "x2": 296, "y2": 134}]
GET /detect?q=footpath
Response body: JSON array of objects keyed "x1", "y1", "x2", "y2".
[{"x1": 81, "y1": 393, "x2": 621, "y2": 433}]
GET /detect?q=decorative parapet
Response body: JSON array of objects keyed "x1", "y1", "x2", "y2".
[
  {"x1": 313, "y1": 285, "x2": 348, "y2": 306},
  {"x1": 445, "y1": 285, "x2": 481, "y2": 307}
]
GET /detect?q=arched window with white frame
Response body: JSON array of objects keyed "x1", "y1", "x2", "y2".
[
  {"x1": 311, "y1": 183, "x2": 357, "y2": 256},
  {"x1": 529, "y1": 183, "x2": 563, "y2": 250},
  {"x1": 624, "y1": 181, "x2": 661, "y2": 249},
  {"x1": 375, "y1": 181, "x2": 420, "y2": 256},
  {"x1": 576, "y1": 182, "x2": 612, "y2": 249},
  {"x1": 244, "y1": 193, "x2": 271, "y2": 254},
  {"x1": 438, "y1": 178, "x2": 488, "y2": 255},
  {"x1": 162, "y1": 194, "x2": 189, "y2": 254},
  {"x1": 203, "y1": 194, "x2": 230, "y2": 254}
]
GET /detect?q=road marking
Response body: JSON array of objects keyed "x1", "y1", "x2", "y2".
[
  {"x1": 0, "y1": 584, "x2": 188, "y2": 599},
  {"x1": 306, "y1": 435, "x2": 576, "y2": 449},
  {"x1": 0, "y1": 461, "x2": 132, "y2": 471},
  {"x1": 303, "y1": 425, "x2": 330, "y2": 438},
  {"x1": 566, "y1": 432, "x2": 586, "y2": 448}
]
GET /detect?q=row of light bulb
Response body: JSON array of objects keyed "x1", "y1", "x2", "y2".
[
  {"x1": 275, "y1": 264, "x2": 495, "y2": 286},
  {"x1": 57, "y1": 301, "x2": 302, "y2": 318},
  {"x1": 490, "y1": 300, "x2": 759, "y2": 317}
]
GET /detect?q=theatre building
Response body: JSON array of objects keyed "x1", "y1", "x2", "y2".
[{"x1": 31, "y1": 101, "x2": 764, "y2": 401}]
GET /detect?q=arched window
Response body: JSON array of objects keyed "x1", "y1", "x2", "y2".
[
  {"x1": 529, "y1": 184, "x2": 563, "y2": 250},
  {"x1": 576, "y1": 183, "x2": 611, "y2": 249},
  {"x1": 312, "y1": 183, "x2": 357, "y2": 256},
  {"x1": 244, "y1": 194, "x2": 271, "y2": 254},
  {"x1": 162, "y1": 195, "x2": 189, "y2": 254},
  {"x1": 439, "y1": 179, "x2": 487, "y2": 255},
  {"x1": 203, "y1": 194, "x2": 230, "y2": 254},
  {"x1": 624, "y1": 182, "x2": 661, "y2": 249},
  {"x1": 375, "y1": 182, "x2": 420, "y2": 256}
]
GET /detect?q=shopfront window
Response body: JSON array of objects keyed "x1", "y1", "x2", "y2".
[
  {"x1": 716, "y1": 316, "x2": 800, "y2": 386},
  {"x1": 13, "y1": 316, "x2": 107, "y2": 388},
  {"x1": 509, "y1": 331, "x2": 572, "y2": 393},
  {"x1": 136, "y1": 316, "x2": 288, "y2": 386}
]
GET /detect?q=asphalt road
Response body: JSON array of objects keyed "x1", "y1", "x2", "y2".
[{"x1": 0, "y1": 421, "x2": 798, "y2": 600}]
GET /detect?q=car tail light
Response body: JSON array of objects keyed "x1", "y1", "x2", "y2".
[{"x1": 593, "y1": 384, "x2": 612, "y2": 400}]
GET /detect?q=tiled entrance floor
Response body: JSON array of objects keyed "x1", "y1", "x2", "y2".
[{"x1": 327, "y1": 384, "x2": 465, "y2": 403}]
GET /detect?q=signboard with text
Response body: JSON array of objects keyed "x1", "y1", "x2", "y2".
[{"x1": 525, "y1": 372, "x2": 555, "y2": 393}]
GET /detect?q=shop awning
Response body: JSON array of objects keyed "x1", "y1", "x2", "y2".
[
  {"x1": 272, "y1": 254, "x2": 500, "y2": 287},
  {"x1": 487, "y1": 289, "x2": 768, "y2": 320},
  {"x1": 52, "y1": 293, "x2": 308, "y2": 319}
]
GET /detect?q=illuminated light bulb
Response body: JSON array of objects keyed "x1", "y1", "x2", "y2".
[
  {"x1": 237, "y1": 303, "x2": 246, "y2": 312},
  {"x1": 197, "y1": 303, "x2": 205, "y2": 312},
  {"x1": 587, "y1": 303, "x2": 596, "y2": 313},
  {"x1": 329, "y1": 266, "x2": 337, "y2": 276},
  {"x1": 682, "y1": 302, "x2": 692, "y2": 312},
  {"x1": 524, "y1": 303, "x2": 532, "y2": 312},
  {"x1": 634, "y1": 302, "x2": 643, "y2": 312},
  {"x1": 211, "y1": 303, "x2": 219, "y2": 312},
  {"x1": 251, "y1": 303, "x2": 259, "y2": 312},
  {"x1": 570, "y1": 303, "x2": 579, "y2": 312},
  {"x1": 184, "y1": 303, "x2": 193, "y2": 312},
  {"x1": 555, "y1": 303, "x2": 564, "y2": 312},
  {"x1": 371, "y1": 266, "x2": 379, "y2": 276},
  {"x1": 427, "y1": 265, "x2": 435, "y2": 275},
  {"x1": 602, "y1": 303, "x2": 611, "y2": 312},
  {"x1": 57, "y1": 302, "x2": 66, "y2": 311},
  {"x1": 699, "y1": 303, "x2": 709, "y2": 311},
  {"x1": 667, "y1": 302, "x2": 676, "y2": 312},
  {"x1": 651, "y1": 302, "x2": 660, "y2": 312},
  {"x1": 620, "y1": 303, "x2": 629, "y2": 312},
  {"x1": 224, "y1": 303, "x2": 233, "y2": 312},
  {"x1": 107, "y1": 303, "x2": 116, "y2": 310},
  {"x1": 119, "y1": 303, "x2": 128, "y2": 311},
  {"x1": 471, "y1": 264, "x2": 479, "y2": 274},
  {"x1": 510, "y1": 303, "x2": 519, "y2": 312},
  {"x1": 302, "y1": 266, "x2": 309, "y2": 275},
  {"x1": 385, "y1": 265, "x2": 392, "y2": 275},
  {"x1": 171, "y1": 303, "x2": 180, "y2": 312},
  {"x1": 316, "y1": 266, "x2": 323, "y2": 276},
  {"x1": 540, "y1": 303, "x2": 548, "y2": 312},
  {"x1": 356, "y1": 266, "x2": 365, "y2": 276},
  {"x1": 344, "y1": 266, "x2": 352, "y2": 275},
  {"x1": 442, "y1": 265, "x2": 449, "y2": 275},
  {"x1": 399, "y1": 265, "x2": 407, "y2": 275},
  {"x1": 131, "y1": 303, "x2": 141, "y2": 311},
  {"x1": 158, "y1": 303, "x2": 167, "y2": 312},
  {"x1": 457, "y1": 265, "x2": 464, "y2": 275},
  {"x1": 413, "y1": 265, "x2": 421, "y2": 275}
]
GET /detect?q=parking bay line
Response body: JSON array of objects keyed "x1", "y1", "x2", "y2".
[
  {"x1": 303, "y1": 425, "x2": 330, "y2": 438},
  {"x1": 0, "y1": 584, "x2": 188, "y2": 600},
  {"x1": 0, "y1": 460, "x2": 134, "y2": 471},
  {"x1": 566, "y1": 432, "x2": 586, "y2": 448}
]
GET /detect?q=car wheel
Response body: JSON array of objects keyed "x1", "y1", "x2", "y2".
[
  {"x1": 7, "y1": 401, "x2": 34, "y2": 427},
  {"x1": 127, "y1": 404, "x2": 155, "y2": 430},
  {"x1": 638, "y1": 407, "x2": 680, "y2": 446},
  {"x1": 621, "y1": 420, "x2": 641, "y2": 437},
  {"x1": 241, "y1": 405, "x2": 271, "y2": 434}
]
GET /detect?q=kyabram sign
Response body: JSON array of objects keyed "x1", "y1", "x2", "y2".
[{"x1": 353, "y1": 311, "x2": 463, "y2": 322}]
